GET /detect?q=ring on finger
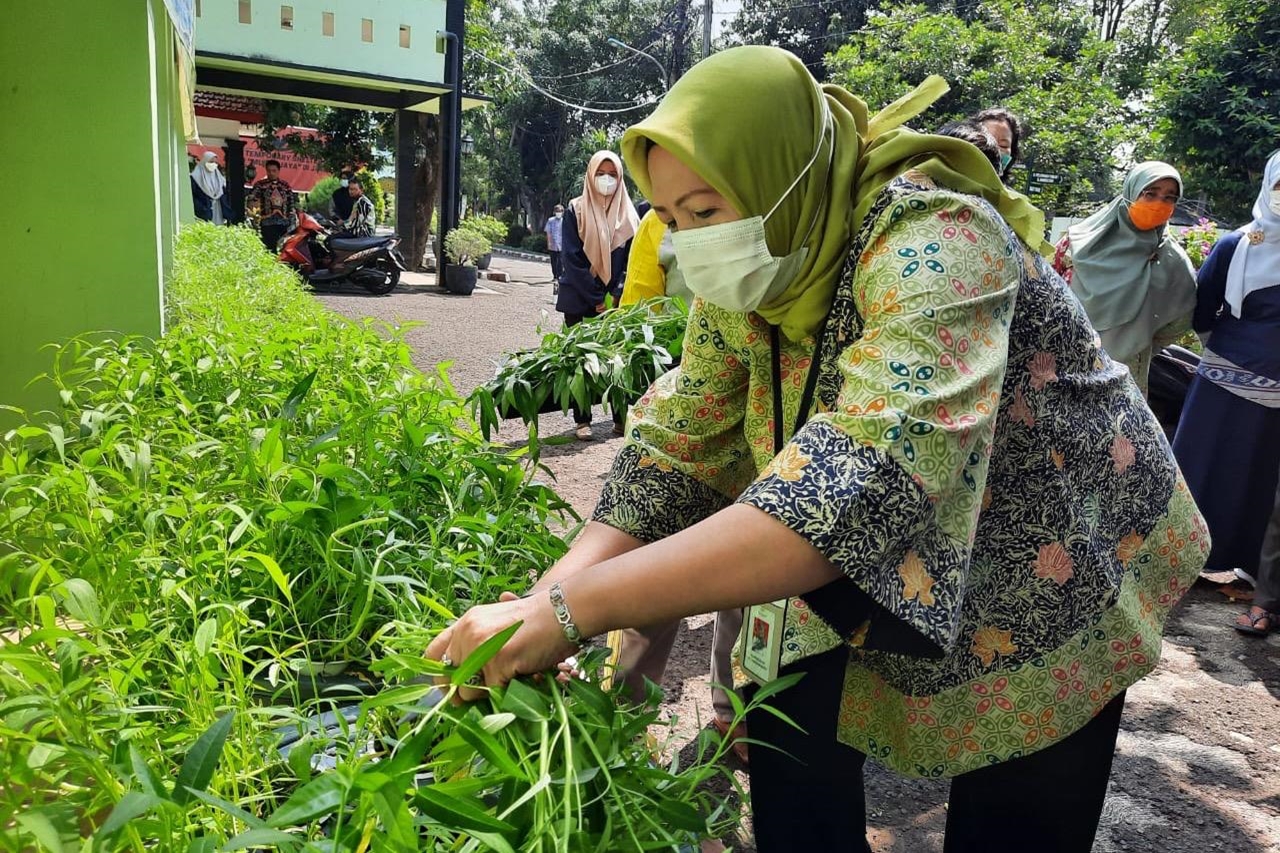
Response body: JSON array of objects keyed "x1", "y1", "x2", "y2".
[{"x1": 441, "y1": 653, "x2": 453, "y2": 667}]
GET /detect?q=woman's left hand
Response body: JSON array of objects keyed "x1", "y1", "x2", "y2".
[{"x1": 426, "y1": 590, "x2": 580, "y2": 702}]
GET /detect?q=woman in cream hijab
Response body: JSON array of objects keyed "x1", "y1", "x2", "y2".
[
  {"x1": 190, "y1": 151, "x2": 231, "y2": 225},
  {"x1": 430, "y1": 47, "x2": 1205, "y2": 851},
  {"x1": 555, "y1": 150, "x2": 641, "y2": 439}
]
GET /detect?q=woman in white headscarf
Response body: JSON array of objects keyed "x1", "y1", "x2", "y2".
[
  {"x1": 191, "y1": 151, "x2": 231, "y2": 225},
  {"x1": 1173, "y1": 151, "x2": 1280, "y2": 631}
]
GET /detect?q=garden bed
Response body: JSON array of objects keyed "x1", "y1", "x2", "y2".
[{"x1": 0, "y1": 224, "x2": 744, "y2": 851}]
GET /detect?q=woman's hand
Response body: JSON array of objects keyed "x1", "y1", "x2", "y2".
[{"x1": 426, "y1": 590, "x2": 580, "y2": 702}]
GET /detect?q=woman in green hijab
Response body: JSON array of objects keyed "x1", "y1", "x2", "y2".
[
  {"x1": 428, "y1": 47, "x2": 1206, "y2": 851},
  {"x1": 1053, "y1": 162, "x2": 1197, "y2": 395}
]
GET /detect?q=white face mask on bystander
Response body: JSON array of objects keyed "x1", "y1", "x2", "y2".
[{"x1": 594, "y1": 174, "x2": 618, "y2": 196}]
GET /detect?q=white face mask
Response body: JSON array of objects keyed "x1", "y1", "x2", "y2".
[
  {"x1": 1269, "y1": 189, "x2": 1280, "y2": 216},
  {"x1": 340, "y1": 179, "x2": 349, "y2": 188},
  {"x1": 670, "y1": 109, "x2": 831, "y2": 314},
  {"x1": 595, "y1": 174, "x2": 618, "y2": 196},
  {"x1": 203, "y1": 160, "x2": 218, "y2": 172}
]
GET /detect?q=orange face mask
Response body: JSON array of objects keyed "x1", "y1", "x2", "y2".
[{"x1": 1127, "y1": 199, "x2": 1175, "y2": 231}]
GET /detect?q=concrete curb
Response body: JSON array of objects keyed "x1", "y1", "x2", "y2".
[{"x1": 493, "y1": 245, "x2": 550, "y2": 263}]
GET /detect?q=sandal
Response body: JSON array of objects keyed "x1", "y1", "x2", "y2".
[
  {"x1": 575, "y1": 424, "x2": 593, "y2": 441},
  {"x1": 1233, "y1": 605, "x2": 1277, "y2": 636},
  {"x1": 711, "y1": 718, "x2": 749, "y2": 765}
]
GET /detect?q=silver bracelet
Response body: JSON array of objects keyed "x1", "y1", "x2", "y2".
[{"x1": 548, "y1": 582, "x2": 584, "y2": 645}]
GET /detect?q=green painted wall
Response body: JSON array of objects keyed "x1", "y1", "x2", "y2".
[{"x1": 0, "y1": 0, "x2": 189, "y2": 427}]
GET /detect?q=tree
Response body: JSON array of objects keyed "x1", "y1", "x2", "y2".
[
  {"x1": 478, "y1": 0, "x2": 697, "y2": 230},
  {"x1": 728, "y1": 1, "x2": 884, "y2": 78},
  {"x1": 827, "y1": 0, "x2": 1135, "y2": 215},
  {"x1": 1154, "y1": 0, "x2": 1280, "y2": 223}
]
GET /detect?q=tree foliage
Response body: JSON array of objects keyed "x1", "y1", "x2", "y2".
[
  {"x1": 1154, "y1": 0, "x2": 1280, "y2": 223},
  {"x1": 828, "y1": 0, "x2": 1132, "y2": 214},
  {"x1": 728, "y1": 0, "x2": 884, "y2": 77}
]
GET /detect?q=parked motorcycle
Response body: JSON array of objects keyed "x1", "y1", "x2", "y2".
[
  {"x1": 1148, "y1": 343, "x2": 1200, "y2": 439},
  {"x1": 278, "y1": 211, "x2": 406, "y2": 295}
]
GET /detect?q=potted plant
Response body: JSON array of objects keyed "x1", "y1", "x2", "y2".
[
  {"x1": 442, "y1": 227, "x2": 491, "y2": 295},
  {"x1": 461, "y1": 214, "x2": 508, "y2": 269}
]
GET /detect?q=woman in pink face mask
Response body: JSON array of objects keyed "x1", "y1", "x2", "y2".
[{"x1": 555, "y1": 151, "x2": 641, "y2": 440}]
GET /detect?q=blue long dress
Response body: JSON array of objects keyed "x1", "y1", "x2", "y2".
[{"x1": 1172, "y1": 231, "x2": 1280, "y2": 574}]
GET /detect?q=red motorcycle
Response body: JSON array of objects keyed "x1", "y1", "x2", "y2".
[{"x1": 278, "y1": 211, "x2": 406, "y2": 295}]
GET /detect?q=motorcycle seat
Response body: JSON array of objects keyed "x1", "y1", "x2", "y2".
[{"x1": 329, "y1": 236, "x2": 388, "y2": 252}]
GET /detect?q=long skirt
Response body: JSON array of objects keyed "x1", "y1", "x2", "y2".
[{"x1": 1172, "y1": 376, "x2": 1280, "y2": 574}]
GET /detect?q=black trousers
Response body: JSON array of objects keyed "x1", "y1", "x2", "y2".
[
  {"x1": 562, "y1": 312, "x2": 591, "y2": 425},
  {"x1": 747, "y1": 648, "x2": 1125, "y2": 852},
  {"x1": 549, "y1": 250, "x2": 563, "y2": 283},
  {"x1": 1254, "y1": 470, "x2": 1280, "y2": 612},
  {"x1": 260, "y1": 223, "x2": 287, "y2": 254}
]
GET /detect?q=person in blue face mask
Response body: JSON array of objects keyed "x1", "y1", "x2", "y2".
[{"x1": 969, "y1": 107, "x2": 1023, "y2": 183}]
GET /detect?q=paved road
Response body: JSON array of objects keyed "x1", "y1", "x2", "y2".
[{"x1": 316, "y1": 254, "x2": 1280, "y2": 853}]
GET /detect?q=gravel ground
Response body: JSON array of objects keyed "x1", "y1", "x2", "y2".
[{"x1": 316, "y1": 254, "x2": 1280, "y2": 853}]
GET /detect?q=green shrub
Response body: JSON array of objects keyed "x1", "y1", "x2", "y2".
[
  {"x1": 444, "y1": 227, "x2": 491, "y2": 266},
  {"x1": 522, "y1": 233, "x2": 549, "y2": 253},
  {"x1": 354, "y1": 168, "x2": 386, "y2": 223},
  {"x1": 0, "y1": 224, "x2": 746, "y2": 851},
  {"x1": 306, "y1": 171, "x2": 385, "y2": 222},
  {"x1": 306, "y1": 175, "x2": 340, "y2": 213},
  {"x1": 506, "y1": 223, "x2": 531, "y2": 246},
  {"x1": 460, "y1": 213, "x2": 508, "y2": 246}
]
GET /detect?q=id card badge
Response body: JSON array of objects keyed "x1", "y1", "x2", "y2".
[{"x1": 740, "y1": 599, "x2": 788, "y2": 683}]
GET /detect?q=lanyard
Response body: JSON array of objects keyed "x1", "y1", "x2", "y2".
[{"x1": 769, "y1": 322, "x2": 828, "y2": 455}]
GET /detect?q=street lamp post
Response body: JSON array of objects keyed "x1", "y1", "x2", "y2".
[{"x1": 606, "y1": 37, "x2": 669, "y2": 91}]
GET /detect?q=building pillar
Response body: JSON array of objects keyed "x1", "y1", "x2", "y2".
[
  {"x1": 438, "y1": 0, "x2": 465, "y2": 263},
  {"x1": 223, "y1": 138, "x2": 247, "y2": 224},
  {"x1": 395, "y1": 108, "x2": 418, "y2": 261}
]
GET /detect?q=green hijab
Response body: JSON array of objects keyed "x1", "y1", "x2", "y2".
[
  {"x1": 620, "y1": 45, "x2": 1049, "y2": 341},
  {"x1": 1065, "y1": 161, "x2": 1197, "y2": 363}
]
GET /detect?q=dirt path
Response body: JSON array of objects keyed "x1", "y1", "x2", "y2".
[{"x1": 317, "y1": 254, "x2": 1280, "y2": 853}]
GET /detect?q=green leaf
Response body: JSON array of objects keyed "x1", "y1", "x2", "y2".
[
  {"x1": 16, "y1": 811, "x2": 62, "y2": 852},
  {"x1": 266, "y1": 772, "x2": 349, "y2": 827},
  {"x1": 172, "y1": 711, "x2": 234, "y2": 806},
  {"x1": 499, "y1": 678, "x2": 549, "y2": 722},
  {"x1": 750, "y1": 671, "x2": 806, "y2": 705},
  {"x1": 654, "y1": 797, "x2": 707, "y2": 832},
  {"x1": 282, "y1": 369, "x2": 317, "y2": 420},
  {"x1": 457, "y1": 714, "x2": 526, "y2": 780},
  {"x1": 219, "y1": 828, "x2": 304, "y2": 852},
  {"x1": 187, "y1": 837, "x2": 217, "y2": 853},
  {"x1": 58, "y1": 578, "x2": 100, "y2": 625},
  {"x1": 194, "y1": 617, "x2": 217, "y2": 658},
  {"x1": 413, "y1": 784, "x2": 517, "y2": 836},
  {"x1": 130, "y1": 743, "x2": 170, "y2": 799},
  {"x1": 241, "y1": 551, "x2": 292, "y2": 605},
  {"x1": 98, "y1": 791, "x2": 165, "y2": 837},
  {"x1": 451, "y1": 621, "x2": 521, "y2": 688}
]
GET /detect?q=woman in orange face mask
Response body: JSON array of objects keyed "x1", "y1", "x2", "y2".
[{"x1": 1052, "y1": 162, "x2": 1197, "y2": 395}]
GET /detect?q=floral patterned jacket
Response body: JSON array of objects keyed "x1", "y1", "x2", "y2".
[{"x1": 594, "y1": 173, "x2": 1208, "y2": 777}]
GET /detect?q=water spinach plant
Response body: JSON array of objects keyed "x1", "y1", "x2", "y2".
[
  {"x1": 0, "y1": 224, "x2": 751, "y2": 851},
  {"x1": 468, "y1": 300, "x2": 687, "y2": 441}
]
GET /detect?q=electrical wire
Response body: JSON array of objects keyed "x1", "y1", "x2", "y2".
[
  {"x1": 467, "y1": 49, "x2": 661, "y2": 115},
  {"x1": 519, "y1": 36, "x2": 667, "y2": 80}
]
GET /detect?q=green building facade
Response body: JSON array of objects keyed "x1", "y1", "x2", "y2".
[{"x1": 1, "y1": 0, "x2": 193, "y2": 426}]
